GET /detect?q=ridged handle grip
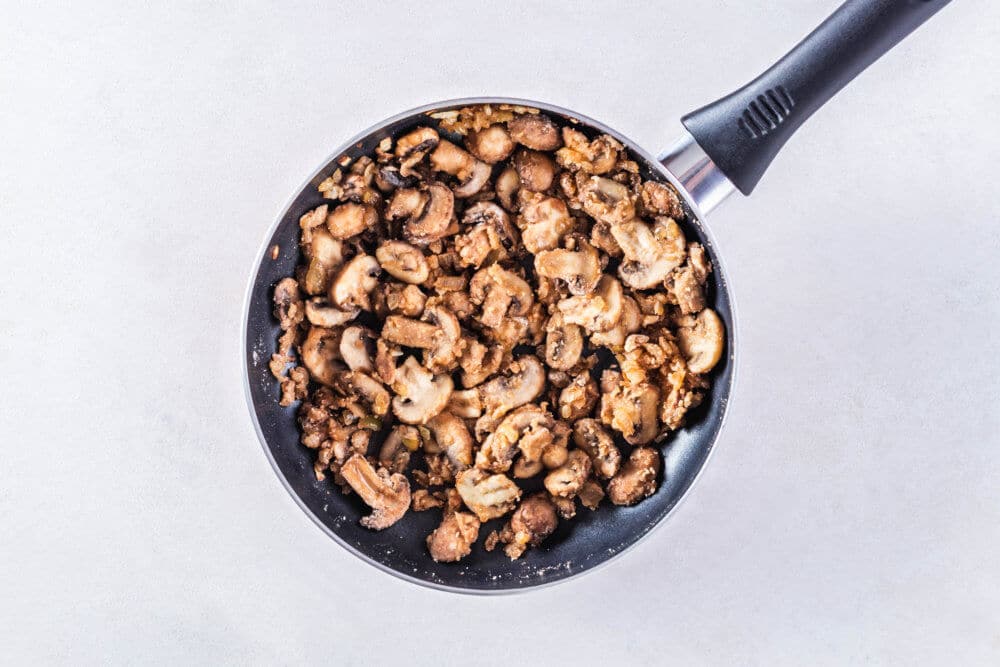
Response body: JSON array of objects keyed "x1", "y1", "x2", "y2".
[{"x1": 682, "y1": 0, "x2": 951, "y2": 195}]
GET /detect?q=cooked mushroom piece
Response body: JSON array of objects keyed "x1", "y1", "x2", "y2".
[
  {"x1": 447, "y1": 388, "x2": 482, "y2": 418},
  {"x1": 378, "y1": 282, "x2": 426, "y2": 318},
  {"x1": 544, "y1": 312, "x2": 584, "y2": 372},
  {"x1": 534, "y1": 239, "x2": 602, "y2": 296},
  {"x1": 304, "y1": 297, "x2": 358, "y2": 328},
  {"x1": 640, "y1": 180, "x2": 684, "y2": 219},
  {"x1": 454, "y1": 468, "x2": 522, "y2": 522},
  {"x1": 514, "y1": 149, "x2": 557, "y2": 192},
  {"x1": 558, "y1": 372, "x2": 599, "y2": 420},
  {"x1": 326, "y1": 202, "x2": 377, "y2": 240},
  {"x1": 517, "y1": 195, "x2": 573, "y2": 254},
  {"x1": 557, "y1": 275, "x2": 624, "y2": 333},
  {"x1": 459, "y1": 339, "x2": 505, "y2": 387},
  {"x1": 303, "y1": 226, "x2": 345, "y2": 295},
  {"x1": 375, "y1": 240, "x2": 429, "y2": 284},
  {"x1": 429, "y1": 140, "x2": 491, "y2": 198},
  {"x1": 578, "y1": 479, "x2": 605, "y2": 510},
  {"x1": 379, "y1": 424, "x2": 419, "y2": 473},
  {"x1": 340, "y1": 454, "x2": 411, "y2": 530},
  {"x1": 339, "y1": 325, "x2": 375, "y2": 372},
  {"x1": 330, "y1": 254, "x2": 380, "y2": 311},
  {"x1": 382, "y1": 305, "x2": 462, "y2": 373},
  {"x1": 671, "y1": 264, "x2": 705, "y2": 314},
  {"x1": 507, "y1": 114, "x2": 562, "y2": 151},
  {"x1": 502, "y1": 493, "x2": 558, "y2": 559},
  {"x1": 427, "y1": 511, "x2": 481, "y2": 563},
  {"x1": 426, "y1": 411, "x2": 473, "y2": 470},
  {"x1": 476, "y1": 404, "x2": 555, "y2": 472},
  {"x1": 273, "y1": 277, "x2": 304, "y2": 330},
  {"x1": 675, "y1": 308, "x2": 725, "y2": 374},
  {"x1": 612, "y1": 217, "x2": 687, "y2": 289},
  {"x1": 469, "y1": 264, "x2": 534, "y2": 329},
  {"x1": 578, "y1": 175, "x2": 635, "y2": 225},
  {"x1": 406, "y1": 182, "x2": 454, "y2": 245},
  {"x1": 390, "y1": 356, "x2": 454, "y2": 424},
  {"x1": 572, "y1": 418, "x2": 621, "y2": 479},
  {"x1": 395, "y1": 126, "x2": 440, "y2": 177},
  {"x1": 339, "y1": 371, "x2": 390, "y2": 416},
  {"x1": 300, "y1": 326, "x2": 344, "y2": 387},
  {"x1": 465, "y1": 124, "x2": 514, "y2": 164},
  {"x1": 495, "y1": 166, "x2": 521, "y2": 211},
  {"x1": 479, "y1": 355, "x2": 546, "y2": 419},
  {"x1": 543, "y1": 449, "x2": 591, "y2": 498},
  {"x1": 600, "y1": 379, "x2": 661, "y2": 445},
  {"x1": 607, "y1": 447, "x2": 661, "y2": 506},
  {"x1": 589, "y1": 294, "x2": 641, "y2": 348},
  {"x1": 555, "y1": 128, "x2": 620, "y2": 175}
]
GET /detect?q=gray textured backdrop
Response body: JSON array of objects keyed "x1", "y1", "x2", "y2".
[{"x1": 2, "y1": 1, "x2": 998, "y2": 664}]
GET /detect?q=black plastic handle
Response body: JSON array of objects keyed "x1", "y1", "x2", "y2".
[{"x1": 682, "y1": 0, "x2": 951, "y2": 195}]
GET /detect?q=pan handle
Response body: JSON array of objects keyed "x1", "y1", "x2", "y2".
[{"x1": 680, "y1": 0, "x2": 951, "y2": 197}]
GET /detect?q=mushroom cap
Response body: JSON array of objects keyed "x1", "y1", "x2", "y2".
[
  {"x1": 534, "y1": 241, "x2": 602, "y2": 296},
  {"x1": 375, "y1": 240, "x2": 429, "y2": 284},
  {"x1": 518, "y1": 195, "x2": 573, "y2": 254},
  {"x1": 300, "y1": 326, "x2": 345, "y2": 387},
  {"x1": 426, "y1": 511, "x2": 480, "y2": 563},
  {"x1": 613, "y1": 217, "x2": 687, "y2": 290},
  {"x1": 330, "y1": 254, "x2": 380, "y2": 311},
  {"x1": 676, "y1": 308, "x2": 724, "y2": 374},
  {"x1": 455, "y1": 468, "x2": 522, "y2": 522},
  {"x1": 426, "y1": 411, "x2": 474, "y2": 470},
  {"x1": 507, "y1": 114, "x2": 562, "y2": 151},
  {"x1": 465, "y1": 125, "x2": 514, "y2": 164},
  {"x1": 390, "y1": 356, "x2": 454, "y2": 424},
  {"x1": 326, "y1": 202, "x2": 377, "y2": 240},
  {"x1": 514, "y1": 149, "x2": 557, "y2": 193},
  {"x1": 544, "y1": 312, "x2": 584, "y2": 372},
  {"x1": 557, "y1": 275, "x2": 624, "y2": 333},
  {"x1": 403, "y1": 183, "x2": 454, "y2": 245},
  {"x1": 339, "y1": 325, "x2": 375, "y2": 372},
  {"x1": 572, "y1": 418, "x2": 621, "y2": 479},
  {"x1": 479, "y1": 355, "x2": 546, "y2": 420},
  {"x1": 340, "y1": 454, "x2": 411, "y2": 530}
]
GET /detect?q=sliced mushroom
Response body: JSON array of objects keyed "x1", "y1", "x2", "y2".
[
  {"x1": 375, "y1": 240, "x2": 429, "y2": 284},
  {"x1": 429, "y1": 140, "x2": 491, "y2": 198},
  {"x1": 640, "y1": 180, "x2": 684, "y2": 219},
  {"x1": 273, "y1": 277, "x2": 304, "y2": 330},
  {"x1": 405, "y1": 182, "x2": 454, "y2": 245},
  {"x1": 514, "y1": 149, "x2": 557, "y2": 193},
  {"x1": 555, "y1": 128, "x2": 620, "y2": 175},
  {"x1": 517, "y1": 195, "x2": 573, "y2": 254},
  {"x1": 454, "y1": 468, "x2": 522, "y2": 522},
  {"x1": 330, "y1": 254, "x2": 380, "y2": 311},
  {"x1": 339, "y1": 325, "x2": 375, "y2": 372},
  {"x1": 589, "y1": 294, "x2": 641, "y2": 348},
  {"x1": 675, "y1": 308, "x2": 724, "y2": 374},
  {"x1": 395, "y1": 126, "x2": 439, "y2": 177},
  {"x1": 534, "y1": 239, "x2": 602, "y2": 296},
  {"x1": 379, "y1": 425, "x2": 419, "y2": 474},
  {"x1": 465, "y1": 124, "x2": 514, "y2": 164},
  {"x1": 578, "y1": 479, "x2": 605, "y2": 510},
  {"x1": 558, "y1": 372, "x2": 599, "y2": 420},
  {"x1": 390, "y1": 356, "x2": 453, "y2": 424},
  {"x1": 557, "y1": 275, "x2": 623, "y2": 333},
  {"x1": 303, "y1": 226, "x2": 345, "y2": 295},
  {"x1": 479, "y1": 355, "x2": 546, "y2": 420},
  {"x1": 578, "y1": 175, "x2": 635, "y2": 225},
  {"x1": 300, "y1": 326, "x2": 345, "y2": 387},
  {"x1": 382, "y1": 305, "x2": 462, "y2": 373},
  {"x1": 456, "y1": 201, "x2": 519, "y2": 267},
  {"x1": 459, "y1": 339, "x2": 505, "y2": 387},
  {"x1": 304, "y1": 297, "x2": 358, "y2": 328},
  {"x1": 507, "y1": 114, "x2": 562, "y2": 151},
  {"x1": 495, "y1": 166, "x2": 521, "y2": 211},
  {"x1": 386, "y1": 187, "x2": 428, "y2": 221},
  {"x1": 468, "y1": 264, "x2": 534, "y2": 329},
  {"x1": 338, "y1": 371, "x2": 390, "y2": 416},
  {"x1": 326, "y1": 202, "x2": 377, "y2": 240},
  {"x1": 502, "y1": 493, "x2": 558, "y2": 560},
  {"x1": 612, "y1": 217, "x2": 687, "y2": 289},
  {"x1": 600, "y1": 378, "x2": 660, "y2": 445},
  {"x1": 426, "y1": 511, "x2": 481, "y2": 563},
  {"x1": 543, "y1": 449, "x2": 591, "y2": 498},
  {"x1": 378, "y1": 282, "x2": 426, "y2": 318},
  {"x1": 544, "y1": 312, "x2": 584, "y2": 372},
  {"x1": 340, "y1": 454, "x2": 411, "y2": 530},
  {"x1": 476, "y1": 404, "x2": 555, "y2": 473},
  {"x1": 426, "y1": 411, "x2": 473, "y2": 470},
  {"x1": 671, "y1": 264, "x2": 705, "y2": 314},
  {"x1": 607, "y1": 447, "x2": 660, "y2": 506},
  {"x1": 572, "y1": 418, "x2": 621, "y2": 479},
  {"x1": 448, "y1": 388, "x2": 482, "y2": 418}
]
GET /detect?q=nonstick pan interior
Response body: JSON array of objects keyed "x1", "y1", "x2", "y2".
[{"x1": 243, "y1": 98, "x2": 736, "y2": 593}]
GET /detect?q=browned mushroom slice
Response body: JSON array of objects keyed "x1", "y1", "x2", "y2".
[
  {"x1": 427, "y1": 511, "x2": 481, "y2": 562},
  {"x1": 375, "y1": 240, "x2": 429, "y2": 284},
  {"x1": 507, "y1": 114, "x2": 562, "y2": 151},
  {"x1": 338, "y1": 371, "x2": 390, "y2": 416},
  {"x1": 502, "y1": 493, "x2": 559, "y2": 559},
  {"x1": 675, "y1": 308, "x2": 725, "y2": 374},
  {"x1": 607, "y1": 447, "x2": 661, "y2": 506},
  {"x1": 273, "y1": 277, "x2": 304, "y2": 330},
  {"x1": 600, "y1": 378, "x2": 661, "y2": 445},
  {"x1": 543, "y1": 449, "x2": 592, "y2": 498},
  {"x1": 390, "y1": 356, "x2": 453, "y2": 424},
  {"x1": 476, "y1": 404, "x2": 555, "y2": 472},
  {"x1": 557, "y1": 372, "x2": 599, "y2": 420},
  {"x1": 671, "y1": 264, "x2": 705, "y2": 314},
  {"x1": 557, "y1": 275, "x2": 623, "y2": 333},
  {"x1": 339, "y1": 325, "x2": 375, "y2": 372},
  {"x1": 395, "y1": 126, "x2": 440, "y2": 177},
  {"x1": 572, "y1": 418, "x2": 621, "y2": 479},
  {"x1": 303, "y1": 297, "x2": 358, "y2": 328},
  {"x1": 479, "y1": 355, "x2": 546, "y2": 420},
  {"x1": 382, "y1": 305, "x2": 463, "y2": 374},
  {"x1": 517, "y1": 195, "x2": 573, "y2": 254},
  {"x1": 429, "y1": 140, "x2": 491, "y2": 198},
  {"x1": 534, "y1": 239, "x2": 602, "y2": 296},
  {"x1": 378, "y1": 282, "x2": 426, "y2": 318},
  {"x1": 578, "y1": 175, "x2": 635, "y2": 225},
  {"x1": 447, "y1": 388, "x2": 482, "y2": 418},
  {"x1": 459, "y1": 338, "x2": 505, "y2": 387},
  {"x1": 465, "y1": 124, "x2": 514, "y2": 164},
  {"x1": 300, "y1": 326, "x2": 345, "y2": 387},
  {"x1": 495, "y1": 165, "x2": 521, "y2": 212},
  {"x1": 578, "y1": 479, "x2": 605, "y2": 510},
  {"x1": 639, "y1": 180, "x2": 684, "y2": 219},
  {"x1": 379, "y1": 424, "x2": 419, "y2": 474},
  {"x1": 401, "y1": 183, "x2": 454, "y2": 245},
  {"x1": 513, "y1": 149, "x2": 557, "y2": 193},
  {"x1": 330, "y1": 254, "x2": 380, "y2": 311},
  {"x1": 589, "y1": 294, "x2": 641, "y2": 349},
  {"x1": 303, "y1": 226, "x2": 345, "y2": 295},
  {"x1": 544, "y1": 312, "x2": 584, "y2": 372},
  {"x1": 468, "y1": 264, "x2": 534, "y2": 329},
  {"x1": 326, "y1": 202, "x2": 377, "y2": 240},
  {"x1": 612, "y1": 217, "x2": 687, "y2": 289},
  {"x1": 426, "y1": 411, "x2": 473, "y2": 470},
  {"x1": 455, "y1": 468, "x2": 522, "y2": 522},
  {"x1": 340, "y1": 454, "x2": 411, "y2": 530},
  {"x1": 555, "y1": 128, "x2": 621, "y2": 175}
]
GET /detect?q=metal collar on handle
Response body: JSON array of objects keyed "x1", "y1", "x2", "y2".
[{"x1": 658, "y1": 131, "x2": 737, "y2": 217}]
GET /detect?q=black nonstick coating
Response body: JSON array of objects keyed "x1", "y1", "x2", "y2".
[{"x1": 243, "y1": 99, "x2": 735, "y2": 593}]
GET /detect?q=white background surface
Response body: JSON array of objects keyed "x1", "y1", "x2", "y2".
[{"x1": 2, "y1": 1, "x2": 999, "y2": 664}]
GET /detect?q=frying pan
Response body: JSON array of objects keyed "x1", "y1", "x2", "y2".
[{"x1": 243, "y1": 0, "x2": 951, "y2": 592}]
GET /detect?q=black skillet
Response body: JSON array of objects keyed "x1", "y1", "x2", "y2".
[{"x1": 243, "y1": 1, "x2": 951, "y2": 592}]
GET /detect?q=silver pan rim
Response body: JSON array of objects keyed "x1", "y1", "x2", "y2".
[{"x1": 241, "y1": 96, "x2": 740, "y2": 595}]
